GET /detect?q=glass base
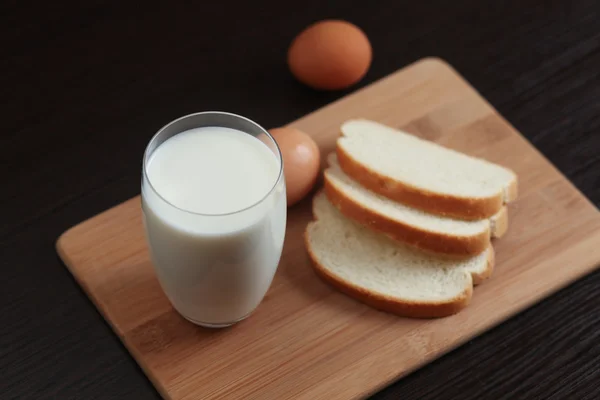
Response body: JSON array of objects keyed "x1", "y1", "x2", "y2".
[{"x1": 181, "y1": 312, "x2": 252, "y2": 329}]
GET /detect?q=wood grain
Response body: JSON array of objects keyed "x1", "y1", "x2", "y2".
[{"x1": 56, "y1": 58, "x2": 600, "y2": 400}]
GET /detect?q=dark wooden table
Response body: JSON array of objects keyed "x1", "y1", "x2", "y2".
[{"x1": 2, "y1": 1, "x2": 599, "y2": 399}]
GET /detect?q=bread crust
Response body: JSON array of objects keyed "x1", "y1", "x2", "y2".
[
  {"x1": 505, "y1": 178, "x2": 519, "y2": 203},
  {"x1": 336, "y1": 145, "x2": 517, "y2": 220},
  {"x1": 471, "y1": 245, "x2": 495, "y2": 285},
  {"x1": 490, "y1": 206, "x2": 509, "y2": 238},
  {"x1": 324, "y1": 173, "x2": 491, "y2": 256},
  {"x1": 304, "y1": 194, "x2": 496, "y2": 318}
]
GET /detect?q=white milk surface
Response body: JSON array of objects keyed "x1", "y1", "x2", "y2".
[{"x1": 142, "y1": 126, "x2": 286, "y2": 326}]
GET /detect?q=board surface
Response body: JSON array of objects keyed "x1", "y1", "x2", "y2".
[{"x1": 57, "y1": 58, "x2": 600, "y2": 400}]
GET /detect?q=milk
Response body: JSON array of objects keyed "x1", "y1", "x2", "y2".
[{"x1": 142, "y1": 125, "x2": 286, "y2": 327}]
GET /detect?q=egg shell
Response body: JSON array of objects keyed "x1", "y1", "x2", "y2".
[
  {"x1": 288, "y1": 19, "x2": 372, "y2": 91},
  {"x1": 269, "y1": 127, "x2": 320, "y2": 207}
]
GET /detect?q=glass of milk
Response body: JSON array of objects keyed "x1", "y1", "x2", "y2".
[{"x1": 141, "y1": 111, "x2": 286, "y2": 328}]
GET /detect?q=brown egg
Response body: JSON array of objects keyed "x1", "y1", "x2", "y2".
[
  {"x1": 287, "y1": 19, "x2": 372, "y2": 91},
  {"x1": 268, "y1": 127, "x2": 320, "y2": 207}
]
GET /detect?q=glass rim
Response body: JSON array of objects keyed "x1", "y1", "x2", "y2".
[{"x1": 142, "y1": 111, "x2": 284, "y2": 217}]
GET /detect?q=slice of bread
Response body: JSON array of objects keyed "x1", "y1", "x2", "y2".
[
  {"x1": 336, "y1": 119, "x2": 518, "y2": 220},
  {"x1": 305, "y1": 192, "x2": 494, "y2": 318},
  {"x1": 324, "y1": 153, "x2": 508, "y2": 256}
]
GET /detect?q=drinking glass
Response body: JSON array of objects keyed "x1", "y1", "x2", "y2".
[{"x1": 141, "y1": 112, "x2": 286, "y2": 328}]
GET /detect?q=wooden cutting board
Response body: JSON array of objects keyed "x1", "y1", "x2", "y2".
[{"x1": 57, "y1": 58, "x2": 600, "y2": 400}]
